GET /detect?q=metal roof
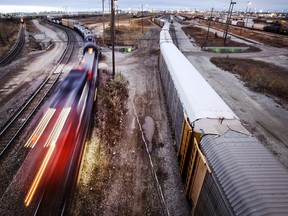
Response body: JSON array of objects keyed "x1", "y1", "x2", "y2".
[
  {"x1": 160, "y1": 41, "x2": 238, "y2": 123},
  {"x1": 160, "y1": 29, "x2": 173, "y2": 44},
  {"x1": 201, "y1": 131, "x2": 288, "y2": 215}
]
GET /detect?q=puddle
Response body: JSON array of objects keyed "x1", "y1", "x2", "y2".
[{"x1": 142, "y1": 116, "x2": 155, "y2": 152}]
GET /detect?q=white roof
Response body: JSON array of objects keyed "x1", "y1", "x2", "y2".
[
  {"x1": 160, "y1": 42, "x2": 238, "y2": 123},
  {"x1": 160, "y1": 30, "x2": 173, "y2": 44},
  {"x1": 162, "y1": 22, "x2": 170, "y2": 31}
]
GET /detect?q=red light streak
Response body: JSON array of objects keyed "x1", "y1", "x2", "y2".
[
  {"x1": 24, "y1": 143, "x2": 55, "y2": 206},
  {"x1": 44, "y1": 108, "x2": 71, "y2": 147},
  {"x1": 24, "y1": 108, "x2": 56, "y2": 148}
]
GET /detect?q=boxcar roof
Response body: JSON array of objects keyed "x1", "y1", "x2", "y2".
[
  {"x1": 160, "y1": 41, "x2": 238, "y2": 123},
  {"x1": 202, "y1": 131, "x2": 288, "y2": 215}
]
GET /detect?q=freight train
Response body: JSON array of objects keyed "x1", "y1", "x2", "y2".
[
  {"x1": 157, "y1": 19, "x2": 288, "y2": 215},
  {"x1": 47, "y1": 16, "x2": 99, "y2": 54},
  {"x1": 22, "y1": 17, "x2": 100, "y2": 210}
]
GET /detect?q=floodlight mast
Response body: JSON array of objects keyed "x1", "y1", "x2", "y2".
[{"x1": 223, "y1": 0, "x2": 236, "y2": 45}]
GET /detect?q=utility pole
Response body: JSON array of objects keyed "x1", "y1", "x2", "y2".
[
  {"x1": 206, "y1": 7, "x2": 214, "y2": 39},
  {"x1": 102, "y1": 0, "x2": 105, "y2": 45},
  {"x1": 111, "y1": 0, "x2": 116, "y2": 79},
  {"x1": 141, "y1": 4, "x2": 144, "y2": 34},
  {"x1": 117, "y1": 5, "x2": 119, "y2": 29},
  {"x1": 223, "y1": 0, "x2": 236, "y2": 45}
]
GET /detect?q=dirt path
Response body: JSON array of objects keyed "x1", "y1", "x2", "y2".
[
  {"x1": 113, "y1": 28, "x2": 190, "y2": 215},
  {"x1": 71, "y1": 24, "x2": 191, "y2": 215},
  {"x1": 174, "y1": 21, "x2": 288, "y2": 167}
]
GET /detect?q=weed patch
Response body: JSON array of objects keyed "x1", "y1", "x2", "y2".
[
  {"x1": 182, "y1": 26, "x2": 260, "y2": 52},
  {"x1": 97, "y1": 71, "x2": 129, "y2": 147},
  {"x1": 211, "y1": 57, "x2": 288, "y2": 102}
]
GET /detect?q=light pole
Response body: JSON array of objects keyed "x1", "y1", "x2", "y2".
[
  {"x1": 240, "y1": 2, "x2": 251, "y2": 35},
  {"x1": 244, "y1": 2, "x2": 251, "y2": 27},
  {"x1": 245, "y1": 2, "x2": 252, "y2": 27},
  {"x1": 141, "y1": 4, "x2": 144, "y2": 34},
  {"x1": 117, "y1": 5, "x2": 119, "y2": 29},
  {"x1": 111, "y1": 0, "x2": 117, "y2": 79},
  {"x1": 206, "y1": 7, "x2": 214, "y2": 39},
  {"x1": 223, "y1": 0, "x2": 236, "y2": 45},
  {"x1": 102, "y1": 0, "x2": 105, "y2": 45}
]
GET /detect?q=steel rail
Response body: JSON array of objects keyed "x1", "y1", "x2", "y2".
[
  {"x1": 0, "y1": 24, "x2": 76, "y2": 157},
  {"x1": 0, "y1": 25, "x2": 25, "y2": 66}
]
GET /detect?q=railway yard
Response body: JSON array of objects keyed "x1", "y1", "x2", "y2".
[{"x1": 0, "y1": 13, "x2": 288, "y2": 215}]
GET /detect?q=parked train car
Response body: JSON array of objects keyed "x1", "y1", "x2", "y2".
[
  {"x1": 61, "y1": 18, "x2": 78, "y2": 29},
  {"x1": 159, "y1": 21, "x2": 288, "y2": 215},
  {"x1": 152, "y1": 17, "x2": 165, "y2": 27},
  {"x1": 236, "y1": 21, "x2": 244, "y2": 27},
  {"x1": 175, "y1": 15, "x2": 186, "y2": 23},
  {"x1": 47, "y1": 17, "x2": 99, "y2": 55}
]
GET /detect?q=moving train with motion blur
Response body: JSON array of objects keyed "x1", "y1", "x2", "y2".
[
  {"x1": 22, "y1": 18, "x2": 100, "y2": 212},
  {"x1": 155, "y1": 18, "x2": 288, "y2": 215}
]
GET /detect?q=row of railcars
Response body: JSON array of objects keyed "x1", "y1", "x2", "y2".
[
  {"x1": 47, "y1": 16, "x2": 99, "y2": 55},
  {"x1": 197, "y1": 15, "x2": 288, "y2": 35},
  {"x1": 157, "y1": 18, "x2": 288, "y2": 215}
]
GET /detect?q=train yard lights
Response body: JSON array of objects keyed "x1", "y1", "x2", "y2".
[
  {"x1": 245, "y1": 2, "x2": 252, "y2": 27},
  {"x1": 240, "y1": 1, "x2": 251, "y2": 35},
  {"x1": 223, "y1": 0, "x2": 236, "y2": 45}
]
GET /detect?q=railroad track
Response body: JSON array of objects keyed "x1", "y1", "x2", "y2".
[
  {"x1": 0, "y1": 24, "x2": 25, "y2": 67},
  {"x1": 0, "y1": 24, "x2": 77, "y2": 157}
]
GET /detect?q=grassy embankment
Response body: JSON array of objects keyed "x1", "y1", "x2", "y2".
[{"x1": 211, "y1": 57, "x2": 288, "y2": 104}]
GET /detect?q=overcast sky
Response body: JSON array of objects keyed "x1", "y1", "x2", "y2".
[{"x1": 0, "y1": 0, "x2": 287, "y2": 13}]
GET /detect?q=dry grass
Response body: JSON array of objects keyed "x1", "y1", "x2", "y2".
[
  {"x1": 0, "y1": 19, "x2": 19, "y2": 58},
  {"x1": 0, "y1": 19, "x2": 43, "y2": 58},
  {"x1": 25, "y1": 20, "x2": 43, "y2": 51},
  {"x1": 97, "y1": 70, "x2": 129, "y2": 146},
  {"x1": 104, "y1": 18, "x2": 152, "y2": 46},
  {"x1": 211, "y1": 57, "x2": 288, "y2": 103},
  {"x1": 182, "y1": 25, "x2": 260, "y2": 52}
]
